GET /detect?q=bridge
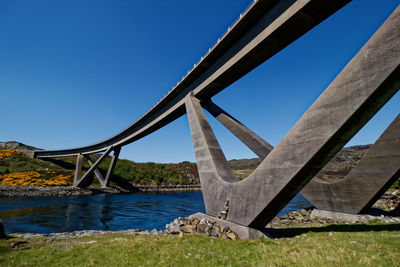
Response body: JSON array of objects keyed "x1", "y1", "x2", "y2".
[{"x1": 33, "y1": 0, "x2": 400, "y2": 232}]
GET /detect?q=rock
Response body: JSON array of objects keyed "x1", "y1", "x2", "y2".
[
  {"x1": 191, "y1": 219, "x2": 200, "y2": 227},
  {"x1": 218, "y1": 200, "x2": 229, "y2": 220},
  {"x1": 227, "y1": 231, "x2": 239, "y2": 240},
  {"x1": 0, "y1": 221, "x2": 6, "y2": 239},
  {"x1": 178, "y1": 231, "x2": 184, "y2": 238},
  {"x1": 196, "y1": 219, "x2": 207, "y2": 234},
  {"x1": 137, "y1": 230, "x2": 150, "y2": 236},
  {"x1": 165, "y1": 222, "x2": 180, "y2": 234},
  {"x1": 45, "y1": 237, "x2": 55, "y2": 243},
  {"x1": 204, "y1": 223, "x2": 213, "y2": 236},
  {"x1": 178, "y1": 217, "x2": 192, "y2": 226},
  {"x1": 11, "y1": 241, "x2": 28, "y2": 248},
  {"x1": 211, "y1": 226, "x2": 219, "y2": 237},
  {"x1": 180, "y1": 224, "x2": 196, "y2": 233},
  {"x1": 150, "y1": 229, "x2": 159, "y2": 236}
]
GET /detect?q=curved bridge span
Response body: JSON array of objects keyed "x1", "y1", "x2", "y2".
[
  {"x1": 32, "y1": 0, "x2": 400, "y2": 231},
  {"x1": 33, "y1": 0, "x2": 350, "y2": 158}
]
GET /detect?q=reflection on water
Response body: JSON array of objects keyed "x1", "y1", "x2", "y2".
[{"x1": 0, "y1": 192, "x2": 311, "y2": 234}]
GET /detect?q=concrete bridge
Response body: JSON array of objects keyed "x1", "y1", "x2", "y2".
[{"x1": 33, "y1": 0, "x2": 400, "y2": 232}]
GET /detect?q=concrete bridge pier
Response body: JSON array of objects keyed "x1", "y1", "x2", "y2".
[
  {"x1": 202, "y1": 99, "x2": 400, "y2": 217},
  {"x1": 185, "y1": 5, "x2": 400, "y2": 236},
  {"x1": 73, "y1": 146, "x2": 121, "y2": 188}
]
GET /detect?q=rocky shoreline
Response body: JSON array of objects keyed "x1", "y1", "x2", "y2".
[
  {"x1": 4, "y1": 191, "x2": 399, "y2": 243},
  {"x1": 7, "y1": 206, "x2": 400, "y2": 243},
  {"x1": 0, "y1": 184, "x2": 202, "y2": 197}
]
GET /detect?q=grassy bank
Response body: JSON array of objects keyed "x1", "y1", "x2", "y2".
[{"x1": 1, "y1": 223, "x2": 399, "y2": 266}]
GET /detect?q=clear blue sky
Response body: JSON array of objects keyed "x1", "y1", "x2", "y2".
[{"x1": 1, "y1": 0, "x2": 399, "y2": 163}]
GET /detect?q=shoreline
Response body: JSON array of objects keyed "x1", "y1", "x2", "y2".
[
  {"x1": 0, "y1": 184, "x2": 202, "y2": 197},
  {"x1": 5, "y1": 206, "x2": 400, "y2": 241}
]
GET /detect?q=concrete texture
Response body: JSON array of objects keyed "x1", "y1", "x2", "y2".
[
  {"x1": 190, "y1": 212, "x2": 268, "y2": 239},
  {"x1": 185, "y1": 6, "x2": 400, "y2": 229},
  {"x1": 310, "y1": 209, "x2": 376, "y2": 224},
  {"x1": 33, "y1": 0, "x2": 351, "y2": 158},
  {"x1": 73, "y1": 154, "x2": 84, "y2": 187},
  {"x1": 104, "y1": 147, "x2": 121, "y2": 188},
  {"x1": 301, "y1": 114, "x2": 400, "y2": 214}
]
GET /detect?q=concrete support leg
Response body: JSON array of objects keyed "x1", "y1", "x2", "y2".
[
  {"x1": 104, "y1": 147, "x2": 121, "y2": 188},
  {"x1": 74, "y1": 147, "x2": 113, "y2": 188},
  {"x1": 73, "y1": 154, "x2": 83, "y2": 187},
  {"x1": 301, "y1": 114, "x2": 400, "y2": 214},
  {"x1": 185, "y1": 92, "x2": 237, "y2": 215},
  {"x1": 84, "y1": 154, "x2": 106, "y2": 184},
  {"x1": 201, "y1": 100, "x2": 273, "y2": 159}
]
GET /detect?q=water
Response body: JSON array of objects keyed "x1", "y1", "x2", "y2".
[{"x1": 0, "y1": 192, "x2": 311, "y2": 234}]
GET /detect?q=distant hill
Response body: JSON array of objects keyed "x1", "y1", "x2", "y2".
[
  {"x1": 228, "y1": 145, "x2": 371, "y2": 182},
  {"x1": 0, "y1": 141, "x2": 39, "y2": 151}
]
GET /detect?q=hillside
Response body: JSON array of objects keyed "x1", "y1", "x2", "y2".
[
  {"x1": 229, "y1": 145, "x2": 371, "y2": 182},
  {"x1": 0, "y1": 142, "x2": 199, "y2": 187}
]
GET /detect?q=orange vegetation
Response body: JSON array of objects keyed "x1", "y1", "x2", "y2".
[
  {"x1": 0, "y1": 171, "x2": 72, "y2": 187},
  {"x1": 0, "y1": 149, "x2": 23, "y2": 159}
]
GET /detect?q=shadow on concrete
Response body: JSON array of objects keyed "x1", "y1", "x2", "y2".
[{"x1": 265, "y1": 223, "x2": 400, "y2": 238}]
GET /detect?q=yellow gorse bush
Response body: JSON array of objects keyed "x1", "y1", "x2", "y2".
[
  {"x1": 0, "y1": 171, "x2": 72, "y2": 187},
  {"x1": 0, "y1": 149, "x2": 23, "y2": 159}
]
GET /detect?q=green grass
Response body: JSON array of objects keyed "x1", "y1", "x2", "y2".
[{"x1": 1, "y1": 223, "x2": 400, "y2": 266}]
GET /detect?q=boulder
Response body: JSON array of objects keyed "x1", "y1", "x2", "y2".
[
  {"x1": 227, "y1": 231, "x2": 239, "y2": 240},
  {"x1": 211, "y1": 226, "x2": 219, "y2": 237},
  {"x1": 165, "y1": 222, "x2": 180, "y2": 234},
  {"x1": 204, "y1": 223, "x2": 213, "y2": 236},
  {"x1": 196, "y1": 219, "x2": 207, "y2": 234},
  {"x1": 180, "y1": 224, "x2": 196, "y2": 233}
]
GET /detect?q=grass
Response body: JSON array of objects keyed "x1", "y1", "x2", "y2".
[
  {"x1": 0, "y1": 154, "x2": 69, "y2": 175},
  {"x1": 1, "y1": 223, "x2": 400, "y2": 266}
]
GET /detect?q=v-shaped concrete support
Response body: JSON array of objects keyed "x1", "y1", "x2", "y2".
[
  {"x1": 206, "y1": 100, "x2": 400, "y2": 215},
  {"x1": 185, "y1": 6, "x2": 400, "y2": 229},
  {"x1": 301, "y1": 114, "x2": 400, "y2": 214}
]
